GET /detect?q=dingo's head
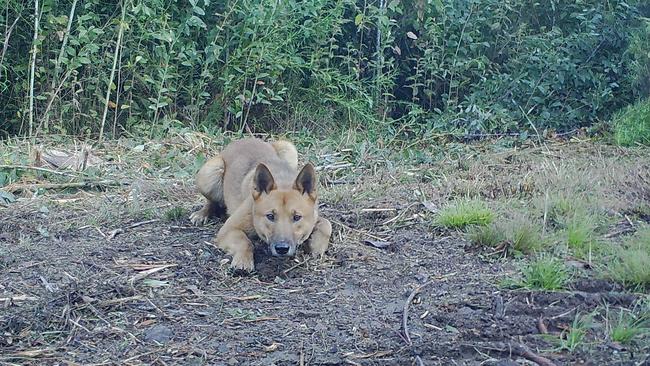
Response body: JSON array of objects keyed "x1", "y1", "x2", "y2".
[{"x1": 251, "y1": 163, "x2": 318, "y2": 257}]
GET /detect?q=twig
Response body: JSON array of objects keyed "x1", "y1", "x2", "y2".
[
  {"x1": 0, "y1": 16, "x2": 19, "y2": 69},
  {"x1": 68, "y1": 317, "x2": 91, "y2": 333},
  {"x1": 28, "y1": 0, "x2": 40, "y2": 136},
  {"x1": 128, "y1": 219, "x2": 160, "y2": 229},
  {"x1": 99, "y1": 0, "x2": 127, "y2": 141},
  {"x1": 107, "y1": 219, "x2": 160, "y2": 240},
  {"x1": 604, "y1": 227, "x2": 635, "y2": 238},
  {"x1": 470, "y1": 341, "x2": 557, "y2": 366},
  {"x1": 299, "y1": 340, "x2": 305, "y2": 366},
  {"x1": 0, "y1": 294, "x2": 39, "y2": 302},
  {"x1": 381, "y1": 202, "x2": 419, "y2": 226},
  {"x1": 330, "y1": 219, "x2": 388, "y2": 242},
  {"x1": 241, "y1": 317, "x2": 279, "y2": 323},
  {"x1": 0, "y1": 164, "x2": 79, "y2": 177},
  {"x1": 537, "y1": 317, "x2": 548, "y2": 334},
  {"x1": 402, "y1": 272, "x2": 457, "y2": 345},
  {"x1": 5, "y1": 180, "x2": 120, "y2": 193},
  {"x1": 283, "y1": 258, "x2": 310, "y2": 274},
  {"x1": 504, "y1": 342, "x2": 556, "y2": 366},
  {"x1": 129, "y1": 264, "x2": 177, "y2": 283},
  {"x1": 40, "y1": 0, "x2": 78, "y2": 131},
  {"x1": 98, "y1": 295, "x2": 143, "y2": 306},
  {"x1": 122, "y1": 350, "x2": 158, "y2": 363},
  {"x1": 415, "y1": 355, "x2": 424, "y2": 366}
]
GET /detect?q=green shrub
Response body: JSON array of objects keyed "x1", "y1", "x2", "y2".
[
  {"x1": 0, "y1": 0, "x2": 645, "y2": 138},
  {"x1": 612, "y1": 97, "x2": 650, "y2": 146}
]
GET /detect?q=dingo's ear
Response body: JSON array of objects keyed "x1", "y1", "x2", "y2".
[
  {"x1": 293, "y1": 163, "x2": 316, "y2": 198},
  {"x1": 253, "y1": 163, "x2": 276, "y2": 199}
]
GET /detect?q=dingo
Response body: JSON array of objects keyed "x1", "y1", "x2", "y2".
[{"x1": 190, "y1": 138, "x2": 331, "y2": 271}]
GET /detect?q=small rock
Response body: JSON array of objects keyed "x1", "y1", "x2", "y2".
[
  {"x1": 144, "y1": 324, "x2": 173, "y2": 344},
  {"x1": 227, "y1": 357, "x2": 239, "y2": 365}
]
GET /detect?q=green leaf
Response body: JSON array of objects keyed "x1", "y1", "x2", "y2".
[
  {"x1": 193, "y1": 6, "x2": 205, "y2": 16},
  {"x1": 354, "y1": 14, "x2": 363, "y2": 26},
  {"x1": 433, "y1": 0, "x2": 444, "y2": 13},
  {"x1": 187, "y1": 15, "x2": 207, "y2": 29}
]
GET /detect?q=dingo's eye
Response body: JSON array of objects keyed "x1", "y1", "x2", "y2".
[
  {"x1": 293, "y1": 214, "x2": 302, "y2": 222},
  {"x1": 266, "y1": 213, "x2": 275, "y2": 222}
]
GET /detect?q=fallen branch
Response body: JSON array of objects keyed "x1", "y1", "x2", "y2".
[
  {"x1": 402, "y1": 272, "x2": 457, "y2": 345},
  {"x1": 0, "y1": 164, "x2": 79, "y2": 177},
  {"x1": 5, "y1": 180, "x2": 121, "y2": 193}
]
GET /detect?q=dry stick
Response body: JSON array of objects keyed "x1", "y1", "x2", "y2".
[
  {"x1": 99, "y1": 0, "x2": 126, "y2": 141},
  {"x1": 5, "y1": 180, "x2": 120, "y2": 193},
  {"x1": 0, "y1": 164, "x2": 79, "y2": 177},
  {"x1": 28, "y1": 0, "x2": 40, "y2": 137},
  {"x1": 402, "y1": 272, "x2": 457, "y2": 346},
  {"x1": 112, "y1": 37, "x2": 124, "y2": 137},
  {"x1": 38, "y1": 71, "x2": 72, "y2": 134},
  {"x1": 0, "y1": 294, "x2": 39, "y2": 302},
  {"x1": 0, "y1": 16, "x2": 19, "y2": 69},
  {"x1": 504, "y1": 342, "x2": 556, "y2": 366},
  {"x1": 41, "y1": 0, "x2": 78, "y2": 132},
  {"x1": 330, "y1": 219, "x2": 387, "y2": 242},
  {"x1": 299, "y1": 340, "x2": 305, "y2": 366},
  {"x1": 283, "y1": 258, "x2": 310, "y2": 274},
  {"x1": 128, "y1": 219, "x2": 160, "y2": 229}
]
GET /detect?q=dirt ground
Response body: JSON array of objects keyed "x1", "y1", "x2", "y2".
[{"x1": 1, "y1": 135, "x2": 649, "y2": 365}]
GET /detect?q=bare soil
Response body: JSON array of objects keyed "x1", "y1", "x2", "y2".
[{"x1": 1, "y1": 137, "x2": 648, "y2": 365}]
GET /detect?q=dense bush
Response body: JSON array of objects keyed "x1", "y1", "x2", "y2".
[{"x1": 0, "y1": 0, "x2": 647, "y2": 138}]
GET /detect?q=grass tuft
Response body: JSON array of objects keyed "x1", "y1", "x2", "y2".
[
  {"x1": 565, "y1": 214, "x2": 598, "y2": 259},
  {"x1": 518, "y1": 256, "x2": 570, "y2": 290},
  {"x1": 467, "y1": 224, "x2": 505, "y2": 247},
  {"x1": 164, "y1": 206, "x2": 187, "y2": 222},
  {"x1": 560, "y1": 313, "x2": 592, "y2": 352},
  {"x1": 608, "y1": 226, "x2": 650, "y2": 290},
  {"x1": 506, "y1": 216, "x2": 547, "y2": 254},
  {"x1": 613, "y1": 97, "x2": 650, "y2": 146},
  {"x1": 437, "y1": 199, "x2": 494, "y2": 229},
  {"x1": 609, "y1": 309, "x2": 649, "y2": 344}
]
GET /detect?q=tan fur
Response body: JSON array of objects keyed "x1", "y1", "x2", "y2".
[{"x1": 190, "y1": 138, "x2": 331, "y2": 271}]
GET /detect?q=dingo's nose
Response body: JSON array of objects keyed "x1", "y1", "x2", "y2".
[{"x1": 273, "y1": 241, "x2": 291, "y2": 256}]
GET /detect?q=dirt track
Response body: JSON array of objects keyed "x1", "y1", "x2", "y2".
[{"x1": 1, "y1": 138, "x2": 649, "y2": 365}]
